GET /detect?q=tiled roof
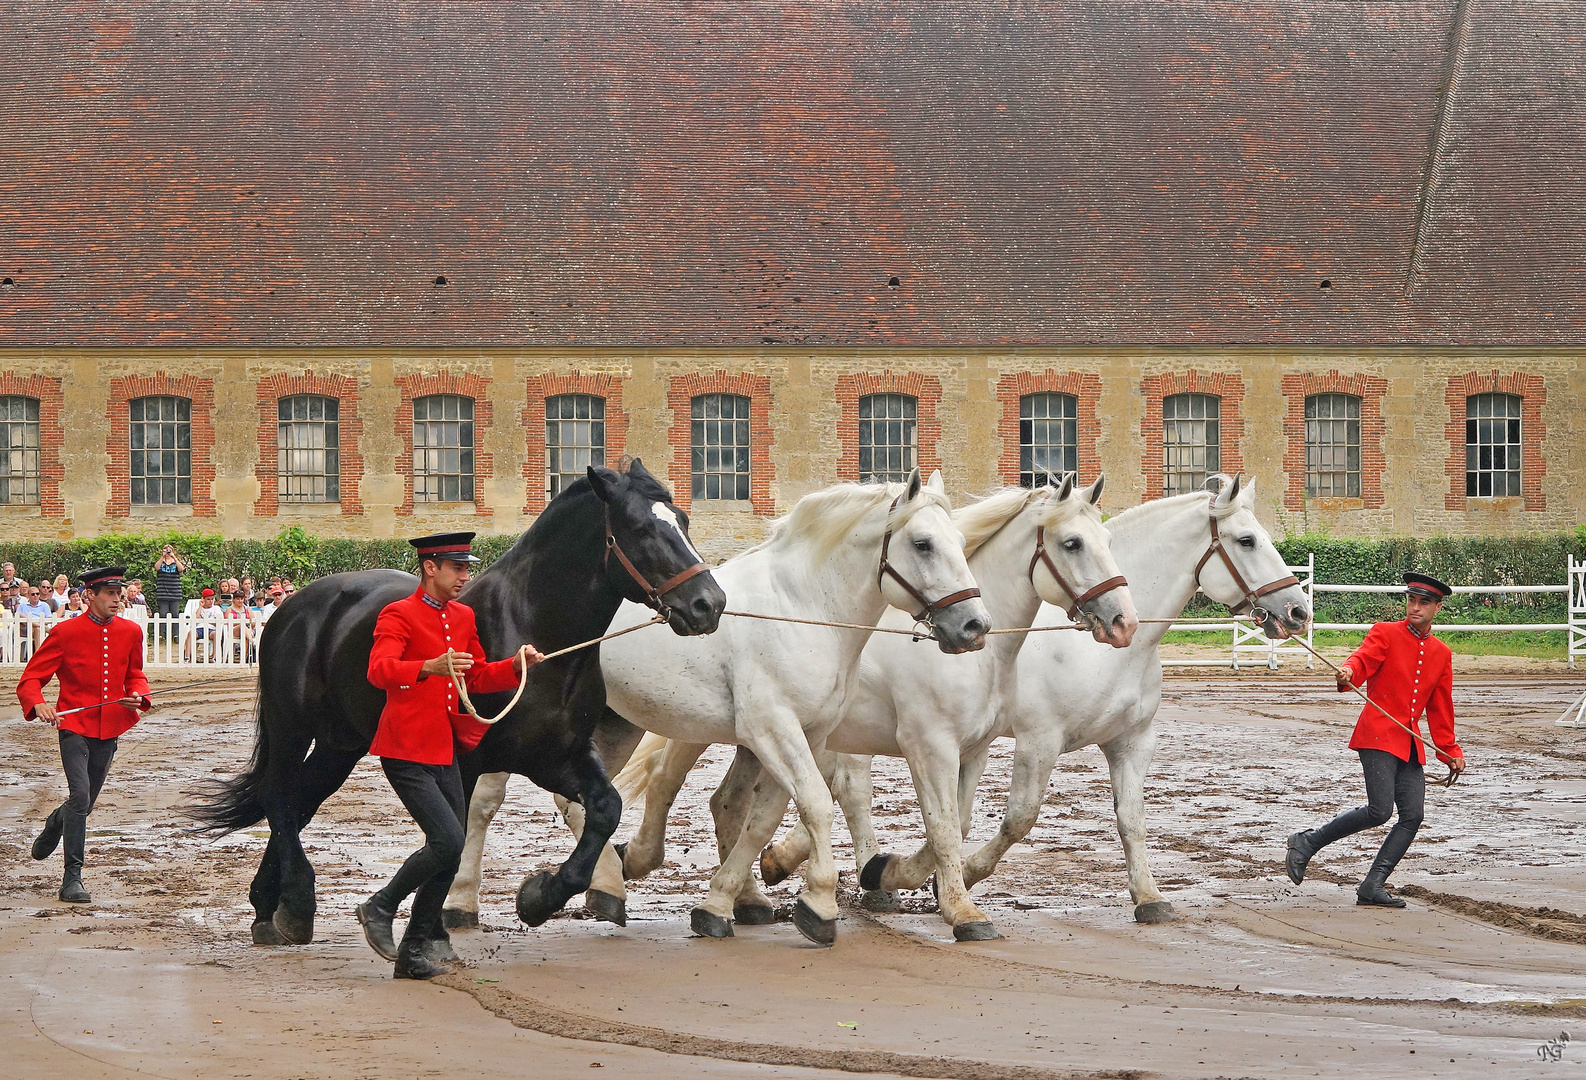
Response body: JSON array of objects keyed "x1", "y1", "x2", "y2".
[{"x1": 1, "y1": 1, "x2": 1582, "y2": 346}]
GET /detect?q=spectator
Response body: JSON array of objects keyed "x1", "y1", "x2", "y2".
[
  {"x1": 3, "y1": 580, "x2": 21, "y2": 614},
  {"x1": 16, "y1": 585, "x2": 53, "y2": 657},
  {"x1": 281, "y1": 579, "x2": 296, "y2": 598},
  {"x1": 258, "y1": 584, "x2": 284, "y2": 624},
  {"x1": 122, "y1": 580, "x2": 148, "y2": 616},
  {"x1": 240, "y1": 577, "x2": 255, "y2": 603},
  {"x1": 50, "y1": 574, "x2": 70, "y2": 610},
  {"x1": 63, "y1": 588, "x2": 85, "y2": 617},
  {"x1": 223, "y1": 590, "x2": 255, "y2": 662},
  {"x1": 185, "y1": 588, "x2": 223, "y2": 662},
  {"x1": 37, "y1": 579, "x2": 60, "y2": 614},
  {"x1": 0, "y1": 562, "x2": 17, "y2": 591},
  {"x1": 153, "y1": 545, "x2": 185, "y2": 627}
]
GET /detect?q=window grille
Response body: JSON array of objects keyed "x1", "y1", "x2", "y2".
[
  {"x1": 546, "y1": 394, "x2": 606, "y2": 500},
  {"x1": 278, "y1": 395, "x2": 340, "y2": 502},
  {"x1": 690, "y1": 394, "x2": 750, "y2": 500},
  {"x1": 1162, "y1": 393, "x2": 1220, "y2": 495},
  {"x1": 413, "y1": 394, "x2": 475, "y2": 503},
  {"x1": 0, "y1": 396, "x2": 40, "y2": 505},
  {"x1": 1019, "y1": 392, "x2": 1077, "y2": 487},
  {"x1": 1304, "y1": 393, "x2": 1360, "y2": 498},
  {"x1": 1466, "y1": 393, "x2": 1522, "y2": 497},
  {"x1": 130, "y1": 396, "x2": 192, "y2": 505},
  {"x1": 858, "y1": 393, "x2": 917, "y2": 482}
]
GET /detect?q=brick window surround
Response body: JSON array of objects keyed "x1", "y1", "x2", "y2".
[
  {"x1": 1280, "y1": 371, "x2": 1387, "y2": 511},
  {"x1": 995, "y1": 370, "x2": 1102, "y2": 487},
  {"x1": 836, "y1": 371, "x2": 943, "y2": 483},
  {"x1": 394, "y1": 372, "x2": 494, "y2": 517},
  {"x1": 253, "y1": 372, "x2": 364, "y2": 516},
  {"x1": 106, "y1": 373, "x2": 216, "y2": 517},
  {"x1": 1139, "y1": 370, "x2": 1245, "y2": 501},
  {"x1": 522, "y1": 372, "x2": 630, "y2": 514},
  {"x1": 0, "y1": 373, "x2": 64, "y2": 517},
  {"x1": 1444, "y1": 371, "x2": 1546, "y2": 511},
  {"x1": 666, "y1": 371, "x2": 775, "y2": 515}
]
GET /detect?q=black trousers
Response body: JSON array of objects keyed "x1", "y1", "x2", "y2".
[
  {"x1": 1306, "y1": 748, "x2": 1426, "y2": 880},
  {"x1": 373, "y1": 758, "x2": 466, "y2": 943},
  {"x1": 57, "y1": 730, "x2": 119, "y2": 873}
]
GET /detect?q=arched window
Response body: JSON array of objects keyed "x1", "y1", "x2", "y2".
[
  {"x1": 1019, "y1": 392, "x2": 1077, "y2": 488},
  {"x1": 1466, "y1": 393, "x2": 1522, "y2": 497},
  {"x1": 546, "y1": 394, "x2": 606, "y2": 500},
  {"x1": 278, "y1": 395, "x2": 340, "y2": 503},
  {"x1": 130, "y1": 396, "x2": 191, "y2": 505},
  {"x1": 1304, "y1": 393, "x2": 1360, "y2": 498},
  {"x1": 413, "y1": 394, "x2": 475, "y2": 503},
  {"x1": 858, "y1": 393, "x2": 917, "y2": 482},
  {"x1": 690, "y1": 393, "x2": 750, "y2": 500},
  {"x1": 1162, "y1": 393, "x2": 1219, "y2": 495},
  {"x1": 0, "y1": 396, "x2": 41, "y2": 505}
]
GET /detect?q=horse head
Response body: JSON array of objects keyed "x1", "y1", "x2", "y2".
[
  {"x1": 877, "y1": 468, "x2": 992, "y2": 654},
  {"x1": 1030, "y1": 473, "x2": 1138, "y2": 647},
  {"x1": 1198, "y1": 473, "x2": 1311, "y2": 639},
  {"x1": 586, "y1": 457, "x2": 726, "y2": 635}
]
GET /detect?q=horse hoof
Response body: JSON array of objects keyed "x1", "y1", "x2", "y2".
[
  {"x1": 586, "y1": 890, "x2": 628, "y2": 927},
  {"x1": 733, "y1": 903, "x2": 777, "y2": 925},
  {"x1": 759, "y1": 844, "x2": 791, "y2": 888},
  {"x1": 953, "y1": 921, "x2": 1004, "y2": 942},
  {"x1": 792, "y1": 897, "x2": 837, "y2": 947},
  {"x1": 442, "y1": 907, "x2": 479, "y2": 930},
  {"x1": 858, "y1": 853, "x2": 892, "y2": 892},
  {"x1": 690, "y1": 907, "x2": 734, "y2": 938},
  {"x1": 861, "y1": 889, "x2": 900, "y2": 913},
  {"x1": 1134, "y1": 901, "x2": 1177, "y2": 924},
  {"x1": 251, "y1": 919, "x2": 287, "y2": 946},
  {"x1": 271, "y1": 906, "x2": 313, "y2": 945},
  {"x1": 516, "y1": 870, "x2": 561, "y2": 927}
]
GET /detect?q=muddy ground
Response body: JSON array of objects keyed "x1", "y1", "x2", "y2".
[{"x1": 2, "y1": 652, "x2": 1584, "y2": 1079}]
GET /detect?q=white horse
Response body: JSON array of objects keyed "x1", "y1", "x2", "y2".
[
  {"x1": 446, "y1": 468, "x2": 991, "y2": 946},
  {"x1": 603, "y1": 474, "x2": 1137, "y2": 942},
  {"x1": 764, "y1": 474, "x2": 1312, "y2": 926}
]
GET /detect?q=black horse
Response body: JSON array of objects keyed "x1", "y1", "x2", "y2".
[{"x1": 191, "y1": 459, "x2": 725, "y2": 945}]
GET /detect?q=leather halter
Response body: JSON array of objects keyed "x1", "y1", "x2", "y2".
[
  {"x1": 604, "y1": 508, "x2": 711, "y2": 615},
  {"x1": 1192, "y1": 507, "x2": 1300, "y2": 617},
  {"x1": 877, "y1": 493, "x2": 982, "y2": 628},
  {"x1": 1028, "y1": 524, "x2": 1129, "y2": 621}
]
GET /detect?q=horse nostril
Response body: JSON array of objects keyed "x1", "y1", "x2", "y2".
[
  {"x1": 965, "y1": 619, "x2": 986, "y2": 636},
  {"x1": 691, "y1": 596, "x2": 714, "y2": 617}
]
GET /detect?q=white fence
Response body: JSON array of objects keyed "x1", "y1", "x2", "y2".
[
  {"x1": 1164, "y1": 554, "x2": 1585, "y2": 671},
  {"x1": 0, "y1": 612, "x2": 265, "y2": 669}
]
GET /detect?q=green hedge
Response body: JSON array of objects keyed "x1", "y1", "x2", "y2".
[{"x1": 4, "y1": 525, "x2": 1583, "y2": 616}]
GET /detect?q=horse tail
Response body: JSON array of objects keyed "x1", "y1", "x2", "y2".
[
  {"x1": 186, "y1": 685, "x2": 271, "y2": 835},
  {"x1": 612, "y1": 731, "x2": 670, "y2": 805}
]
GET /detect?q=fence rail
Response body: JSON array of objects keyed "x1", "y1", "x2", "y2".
[{"x1": 0, "y1": 612, "x2": 264, "y2": 669}]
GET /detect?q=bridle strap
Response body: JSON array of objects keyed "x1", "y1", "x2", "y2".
[
  {"x1": 1193, "y1": 510, "x2": 1300, "y2": 616},
  {"x1": 877, "y1": 492, "x2": 982, "y2": 625},
  {"x1": 1028, "y1": 524, "x2": 1128, "y2": 620},
  {"x1": 604, "y1": 510, "x2": 710, "y2": 614}
]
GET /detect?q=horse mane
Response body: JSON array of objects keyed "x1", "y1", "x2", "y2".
[
  {"x1": 736, "y1": 481, "x2": 951, "y2": 563},
  {"x1": 1101, "y1": 474, "x2": 1253, "y2": 539},
  {"x1": 956, "y1": 487, "x2": 1047, "y2": 558}
]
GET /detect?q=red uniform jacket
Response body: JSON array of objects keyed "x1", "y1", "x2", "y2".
[
  {"x1": 17, "y1": 612, "x2": 151, "y2": 739},
  {"x1": 1340, "y1": 620, "x2": 1461, "y2": 765},
  {"x1": 367, "y1": 588, "x2": 521, "y2": 765}
]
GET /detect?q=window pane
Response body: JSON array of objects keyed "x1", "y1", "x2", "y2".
[
  {"x1": 412, "y1": 395, "x2": 477, "y2": 503},
  {"x1": 1465, "y1": 393, "x2": 1523, "y2": 499},
  {"x1": 856, "y1": 395, "x2": 918, "y2": 483},
  {"x1": 689, "y1": 394, "x2": 751, "y2": 499},
  {"x1": 1019, "y1": 393, "x2": 1078, "y2": 488}
]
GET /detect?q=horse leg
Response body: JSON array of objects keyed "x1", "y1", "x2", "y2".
[
  {"x1": 248, "y1": 834, "x2": 286, "y2": 944},
  {"x1": 1101, "y1": 725, "x2": 1173, "y2": 924},
  {"x1": 261, "y1": 742, "x2": 363, "y2": 945},
  {"x1": 443, "y1": 770, "x2": 509, "y2": 930},
  {"x1": 763, "y1": 752, "x2": 892, "y2": 911},
  {"x1": 956, "y1": 745, "x2": 992, "y2": 840},
  {"x1": 962, "y1": 731, "x2": 1062, "y2": 890},
  {"x1": 621, "y1": 740, "x2": 708, "y2": 880},
  {"x1": 708, "y1": 746, "x2": 776, "y2": 923},
  {"x1": 514, "y1": 748, "x2": 622, "y2": 928},
  {"x1": 553, "y1": 794, "x2": 629, "y2": 926}
]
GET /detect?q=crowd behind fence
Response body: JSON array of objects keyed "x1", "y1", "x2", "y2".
[{"x1": 0, "y1": 555, "x2": 1581, "y2": 671}]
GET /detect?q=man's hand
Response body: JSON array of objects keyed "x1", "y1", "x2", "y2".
[
  {"x1": 513, "y1": 644, "x2": 547, "y2": 675},
  {"x1": 420, "y1": 649, "x2": 472, "y2": 678},
  {"x1": 1446, "y1": 754, "x2": 1466, "y2": 780},
  {"x1": 31, "y1": 702, "x2": 59, "y2": 728},
  {"x1": 118, "y1": 695, "x2": 151, "y2": 711},
  {"x1": 1335, "y1": 666, "x2": 1354, "y2": 692}
]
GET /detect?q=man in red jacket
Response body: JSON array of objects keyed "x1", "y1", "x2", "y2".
[
  {"x1": 1286, "y1": 572, "x2": 1467, "y2": 907},
  {"x1": 19, "y1": 566, "x2": 152, "y2": 903},
  {"x1": 356, "y1": 533, "x2": 545, "y2": 980}
]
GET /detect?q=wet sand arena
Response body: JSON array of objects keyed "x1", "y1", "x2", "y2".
[{"x1": 3, "y1": 665, "x2": 1585, "y2": 1079}]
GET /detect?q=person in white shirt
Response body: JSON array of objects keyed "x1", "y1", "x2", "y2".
[
  {"x1": 50, "y1": 574, "x2": 70, "y2": 611},
  {"x1": 184, "y1": 589, "x2": 224, "y2": 661}
]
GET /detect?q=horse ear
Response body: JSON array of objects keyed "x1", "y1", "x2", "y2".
[
  {"x1": 1056, "y1": 472, "x2": 1076, "y2": 502},
  {"x1": 925, "y1": 469, "x2": 946, "y2": 495},
  {"x1": 587, "y1": 465, "x2": 621, "y2": 503},
  {"x1": 905, "y1": 466, "x2": 923, "y2": 503},
  {"x1": 623, "y1": 456, "x2": 654, "y2": 482},
  {"x1": 1211, "y1": 472, "x2": 1242, "y2": 511},
  {"x1": 1086, "y1": 473, "x2": 1106, "y2": 506}
]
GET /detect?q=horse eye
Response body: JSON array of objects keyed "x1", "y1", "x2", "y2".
[
  {"x1": 912, "y1": 538, "x2": 933, "y2": 554},
  {"x1": 1063, "y1": 538, "x2": 1082, "y2": 552},
  {"x1": 1238, "y1": 535, "x2": 1256, "y2": 548}
]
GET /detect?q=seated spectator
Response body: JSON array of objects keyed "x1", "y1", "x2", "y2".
[
  {"x1": 258, "y1": 584, "x2": 285, "y2": 624},
  {"x1": 16, "y1": 585, "x2": 53, "y2": 657},
  {"x1": 121, "y1": 580, "x2": 148, "y2": 619},
  {"x1": 2, "y1": 580, "x2": 21, "y2": 614},
  {"x1": 0, "y1": 562, "x2": 17, "y2": 591},
  {"x1": 36, "y1": 579, "x2": 59, "y2": 614},
  {"x1": 50, "y1": 573, "x2": 70, "y2": 610},
  {"x1": 223, "y1": 590, "x2": 254, "y2": 662},
  {"x1": 63, "y1": 588, "x2": 85, "y2": 617},
  {"x1": 241, "y1": 577, "x2": 255, "y2": 603},
  {"x1": 185, "y1": 588, "x2": 224, "y2": 662}
]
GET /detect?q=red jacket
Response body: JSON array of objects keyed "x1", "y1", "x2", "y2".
[
  {"x1": 367, "y1": 588, "x2": 521, "y2": 765},
  {"x1": 17, "y1": 612, "x2": 151, "y2": 739},
  {"x1": 1341, "y1": 620, "x2": 1461, "y2": 765}
]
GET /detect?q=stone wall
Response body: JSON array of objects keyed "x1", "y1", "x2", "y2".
[{"x1": 0, "y1": 348, "x2": 1577, "y2": 562}]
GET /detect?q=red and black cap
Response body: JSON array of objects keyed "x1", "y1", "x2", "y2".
[
  {"x1": 1404, "y1": 572, "x2": 1452, "y2": 600},
  {"x1": 79, "y1": 565, "x2": 127, "y2": 590},
  {"x1": 411, "y1": 532, "x2": 481, "y2": 564}
]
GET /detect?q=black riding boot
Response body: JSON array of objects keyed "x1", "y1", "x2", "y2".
[
  {"x1": 58, "y1": 808, "x2": 90, "y2": 903},
  {"x1": 393, "y1": 918, "x2": 453, "y2": 981},
  {"x1": 32, "y1": 803, "x2": 65, "y2": 861},
  {"x1": 356, "y1": 895, "x2": 399, "y2": 961},
  {"x1": 1356, "y1": 819, "x2": 1418, "y2": 908}
]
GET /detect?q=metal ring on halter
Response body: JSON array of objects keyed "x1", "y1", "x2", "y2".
[
  {"x1": 603, "y1": 507, "x2": 711, "y2": 615},
  {"x1": 876, "y1": 492, "x2": 982, "y2": 640}
]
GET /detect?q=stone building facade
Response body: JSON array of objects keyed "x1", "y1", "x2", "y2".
[{"x1": 0, "y1": 347, "x2": 1575, "y2": 561}]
